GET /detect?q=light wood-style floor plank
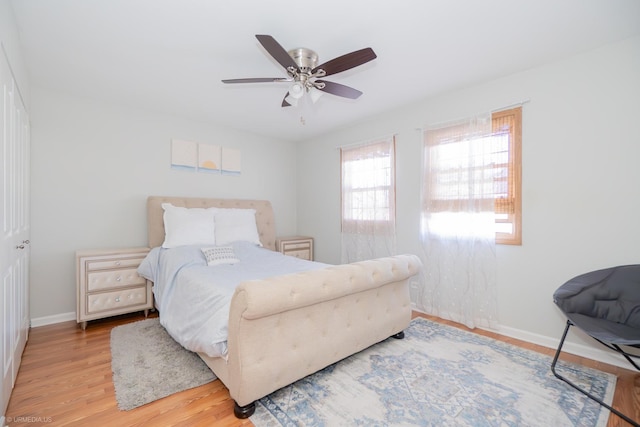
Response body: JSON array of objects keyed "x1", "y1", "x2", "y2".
[{"x1": 4, "y1": 311, "x2": 639, "y2": 426}]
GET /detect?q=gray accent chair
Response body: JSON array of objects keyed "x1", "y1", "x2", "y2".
[{"x1": 552, "y1": 264, "x2": 640, "y2": 427}]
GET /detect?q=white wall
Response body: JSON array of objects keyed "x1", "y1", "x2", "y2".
[
  {"x1": 30, "y1": 87, "x2": 298, "y2": 320},
  {"x1": 296, "y1": 36, "x2": 640, "y2": 364}
]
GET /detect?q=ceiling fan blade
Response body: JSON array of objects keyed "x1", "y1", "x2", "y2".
[
  {"x1": 316, "y1": 80, "x2": 363, "y2": 99},
  {"x1": 222, "y1": 77, "x2": 289, "y2": 83},
  {"x1": 281, "y1": 93, "x2": 293, "y2": 107},
  {"x1": 256, "y1": 35, "x2": 298, "y2": 71},
  {"x1": 312, "y1": 48, "x2": 376, "y2": 77}
]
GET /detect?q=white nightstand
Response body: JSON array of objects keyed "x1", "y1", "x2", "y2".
[
  {"x1": 76, "y1": 247, "x2": 152, "y2": 329},
  {"x1": 276, "y1": 236, "x2": 314, "y2": 261}
]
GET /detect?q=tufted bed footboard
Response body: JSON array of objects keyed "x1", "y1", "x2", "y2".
[{"x1": 197, "y1": 253, "x2": 422, "y2": 418}]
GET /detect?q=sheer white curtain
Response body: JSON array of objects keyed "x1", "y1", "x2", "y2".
[
  {"x1": 417, "y1": 115, "x2": 498, "y2": 329},
  {"x1": 340, "y1": 137, "x2": 396, "y2": 263}
]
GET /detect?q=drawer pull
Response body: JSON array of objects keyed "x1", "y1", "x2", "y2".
[
  {"x1": 116, "y1": 276, "x2": 122, "y2": 282},
  {"x1": 114, "y1": 261, "x2": 121, "y2": 266},
  {"x1": 115, "y1": 296, "x2": 120, "y2": 302}
]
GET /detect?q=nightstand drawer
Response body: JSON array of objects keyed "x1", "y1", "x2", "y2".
[
  {"x1": 86, "y1": 257, "x2": 146, "y2": 271},
  {"x1": 281, "y1": 242, "x2": 310, "y2": 251},
  {"x1": 87, "y1": 268, "x2": 145, "y2": 291},
  {"x1": 86, "y1": 286, "x2": 149, "y2": 314},
  {"x1": 286, "y1": 249, "x2": 311, "y2": 260}
]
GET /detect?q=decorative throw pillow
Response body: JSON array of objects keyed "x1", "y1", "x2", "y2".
[
  {"x1": 201, "y1": 246, "x2": 240, "y2": 266},
  {"x1": 161, "y1": 203, "x2": 217, "y2": 248},
  {"x1": 214, "y1": 208, "x2": 262, "y2": 246}
]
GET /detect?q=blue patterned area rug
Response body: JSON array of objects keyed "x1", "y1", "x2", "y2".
[{"x1": 250, "y1": 317, "x2": 616, "y2": 427}]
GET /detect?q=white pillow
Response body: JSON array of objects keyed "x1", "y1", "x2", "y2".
[
  {"x1": 201, "y1": 246, "x2": 240, "y2": 266},
  {"x1": 161, "y1": 203, "x2": 217, "y2": 248},
  {"x1": 214, "y1": 208, "x2": 262, "y2": 246}
]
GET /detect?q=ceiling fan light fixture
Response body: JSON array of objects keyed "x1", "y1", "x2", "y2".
[
  {"x1": 288, "y1": 82, "x2": 305, "y2": 99},
  {"x1": 309, "y1": 87, "x2": 323, "y2": 104}
]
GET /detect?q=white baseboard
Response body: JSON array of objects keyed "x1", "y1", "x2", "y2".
[
  {"x1": 411, "y1": 305, "x2": 631, "y2": 370},
  {"x1": 30, "y1": 312, "x2": 76, "y2": 328},
  {"x1": 493, "y1": 324, "x2": 631, "y2": 370}
]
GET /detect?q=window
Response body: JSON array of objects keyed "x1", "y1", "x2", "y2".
[
  {"x1": 423, "y1": 107, "x2": 522, "y2": 245},
  {"x1": 491, "y1": 107, "x2": 522, "y2": 245},
  {"x1": 340, "y1": 137, "x2": 396, "y2": 233}
]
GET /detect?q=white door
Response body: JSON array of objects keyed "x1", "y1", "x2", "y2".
[{"x1": 0, "y1": 49, "x2": 30, "y2": 418}]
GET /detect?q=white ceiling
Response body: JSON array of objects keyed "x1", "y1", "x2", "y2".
[{"x1": 10, "y1": 0, "x2": 640, "y2": 142}]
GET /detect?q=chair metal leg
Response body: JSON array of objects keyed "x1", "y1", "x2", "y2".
[
  {"x1": 551, "y1": 320, "x2": 640, "y2": 427},
  {"x1": 613, "y1": 343, "x2": 640, "y2": 371},
  {"x1": 588, "y1": 336, "x2": 640, "y2": 372}
]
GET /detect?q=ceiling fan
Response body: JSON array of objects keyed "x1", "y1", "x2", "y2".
[{"x1": 222, "y1": 35, "x2": 377, "y2": 107}]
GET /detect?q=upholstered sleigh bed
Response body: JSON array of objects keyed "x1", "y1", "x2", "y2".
[{"x1": 144, "y1": 196, "x2": 422, "y2": 418}]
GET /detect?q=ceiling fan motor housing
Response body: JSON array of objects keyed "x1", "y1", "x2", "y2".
[
  {"x1": 288, "y1": 48, "x2": 319, "y2": 71},
  {"x1": 287, "y1": 48, "x2": 326, "y2": 91}
]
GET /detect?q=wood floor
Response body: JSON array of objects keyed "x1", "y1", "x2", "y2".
[{"x1": 5, "y1": 311, "x2": 639, "y2": 427}]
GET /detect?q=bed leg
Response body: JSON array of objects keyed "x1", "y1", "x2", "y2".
[
  {"x1": 234, "y1": 401, "x2": 256, "y2": 418},
  {"x1": 391, "y1": 331, "x2": 405, "y2": 339}
]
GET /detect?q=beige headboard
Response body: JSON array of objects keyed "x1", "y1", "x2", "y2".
[{"x1": 146, "y1": 196, "x2": 277, "y2": 251}]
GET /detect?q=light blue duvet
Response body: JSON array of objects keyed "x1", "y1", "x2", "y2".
[{"x1": 137, "y1": 241, "x2": 327, "y2": 358}]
